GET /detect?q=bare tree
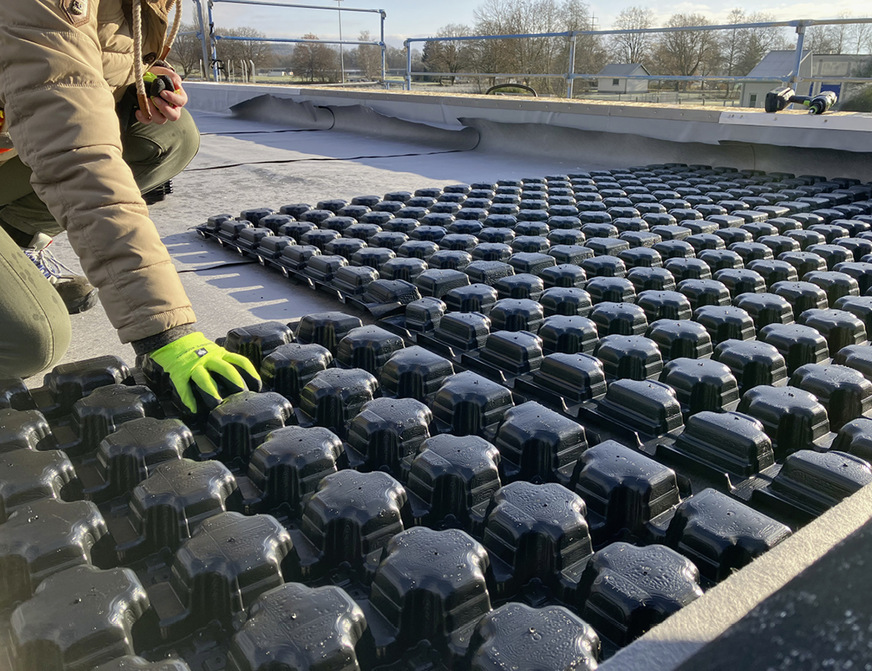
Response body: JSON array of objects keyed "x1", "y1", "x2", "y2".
[
  {"x1": 562, "y1": 0, "x2": 607, "y2": 82},
  {"x1": 720, "y1": 10, "x2": 790, "y2": 76},
  {"x1": 470, "y1": 0, "x2": 599, "y2": 94},
  {"x1": 355, "y1": 30, "x2": 382, "y2": 81},
  {"x1": 385, "y1": 46, "x2": 409, "y2": 70},
  {"x1": 216, "y1": 26, "x2": 274, "y2": 77},
  {"x1": 844, "y1": 18, "x2": 872, "y2": 54},
  {"x1": 421, "y1": 24, "x2": 474, "y2": 84},
  {"x1": 652, "y1": 13, "x2": 719, "y2": 89},
  {"x1": 291, "y1": 34, "x2": 339, "y2": 83},
  {"x1": 805, "y1": 23, "x2": 845, "y2": 55},
  {"x1": 474, "y1": 0, "x2": 563, "y2": 84},
  {"x1": 815, "y1": 13, "x2": 872, "y2": 55},
  {"x1": 609, "y1": 6, "x2": 655, "y2": 66},
  {"x1": 168, "y1": 23, "x2": 204, "y2": 79},
  {"x1": 720, "y1": 9, "x2": 746, "y2": 77}
]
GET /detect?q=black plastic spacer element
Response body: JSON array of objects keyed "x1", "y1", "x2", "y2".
[
  {"x1": 167, "y1": 512, "x2": 293, "y2": 629},
  {"x1": 260, "y1": 342, "x2": 333, "y2": 401},
  {"x1": 660, "y1": 358, "x2": 739, "y2": 414},
  {"x1": 41, "y1": 355, "x2": 133, "y2": 417},
  {"x1": 713, "y1": 268, "x2": 765, "y2": 296},
  {"x1": 798, "y1": 308, "x2": 866, "y2": 356},
  {"x1": 677, "y1": 278, "x2": 730, "y2": 311},
  {"x1": 588, "y1": 301, "x2": 647, "y2": 337},
  {"x1": 122, "y1": 458, "x2": 239, "y2": 559},
  {"x1": 335, "y1": 325, "x2": 406, "y2": 376},
  {"x1": 483, "y1": 481, "x2": 592, "y2": 595},
  {"x1": 0, "y1": 448, "x2": 76, "y2": 522},
  {"x1": 577, "y1": 542, "x2": 702, "y2": 645},
  {"x1": 379, "y1": 346, "x2": 455, "y2": 402},
  {"x1": 69, "y1": 384, "x2": 161, "y2": 457},
  {"x1": 539, "y1": 287, "x2": 594, "y2": 317},
  {"x1": 467, "y1": 603, "x2": 600, "y2": 671},
  {"x1": 204, "y1": 391, "x2": 295, "y2": 467},
  {"x1": 247, "y1": 425, "x2": 343, "y2": 516},
  {"x1": 495, "y1": 401, "x2": 588, "y2": 485},
  {"x1": 673, "y1": 410, "x2": 775, "y2": 477},
  {"x1": 733, "y1": 292, "x2": 794, "y2": 333},
  {"x1": 294, "y1": 312, "x2": 363, "y2": 355},
  {"x1": 298, "y1": 368, "x2": 379, "y2": 435},
  {"x1": 627, "y1": 267, "x2": 677, "y2": 292},
  {"x1": 227, "y1": 583, "x2": 367, "y2": 671},
  {"x1": 737, "y1": 386, "x2": 830, "y2": 459},
  {"x1": 10, "y1": 565, "x2": 149, "y2": 671},
  {"x1": 586, "y1": 277, "x2": 636, "y2": 304},
  {"x1": 713, "y1": 339, "x2": 788, "y2": 394},
  {"x1": 346, "y1": 397, "x2": 433, "y2": 474},
  {"x1": 594, "y1": 335, "x2": 663, "y2": 381},
  {"x1": 89, "y1": 417, "x2": 194, "y2": 501},
  {"x1": 766, "y1": 450, "x2": 872, "y2": 518},
  {"x1": 665, "y1": 258, "x2": 712, "y2": 283},
  {"x1": 758, "y1": 323, "x2": 830, "y2": 374},
  {"x1": 414, "y1": 268, "x2": 471, "y2": 298},
  {"x1": 300, "y1": 469, "x2": 410, "y2": 571},
  {"x1": 636, "y1": 290, "x2": 693, "y2": 322},
  {"x1": 789, "y1": 363, "x2": 872, "y2": 431},
  {"x1": 0, "y1": 498, "x2": 109, "y2": 606},
  {"x1": 538, "y1": 315, "x2": 598, "y2": 355},
  {"x1": 224, "y1": 322, "x2": 294, "y2": 369},
  {"x1": 489, "y1": 298, "x2": 545, "y2": 333},
  {"x1": 494, "y1": 273, "x2": 545, "y2": 301},
  {"x1": 431, "y1": 371, "x2": 514, "y2": 437},
  {"x1": 693, "y1": 305, "x2": 756, "y2": 344},
  {"x1": 405, "y1": 434, "x2": 501, "y2": 529},
  {"x1": 832, "y1": 417, "x2": 872, "y2": 461},
  {"x1": 0, "y1": 409, "x2": 56, "y2": 453},
  {"x1": 445, "y1": 283, "x2": 499, "y2": 314},
  {"x1": 572, "y1": 440, "x2": 680, "y2": 542},
  {"x1": 665, "y1": 488, "x2": 791, "y2": 582},
  {"x1": 368, "y1": 527, "x2": 492, "y2": 661}
]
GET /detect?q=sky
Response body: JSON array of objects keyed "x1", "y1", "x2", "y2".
[{"x1": 181, "y1": 0, "x2": 868, "y2": 48}]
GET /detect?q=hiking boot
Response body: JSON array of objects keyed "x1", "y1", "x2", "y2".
[
  {"x1": 23, "y1": 234, "x2": 99, "y2": 314},
  {"x1": 143, "y1": 179, "x2": 173, "y2": 205}
]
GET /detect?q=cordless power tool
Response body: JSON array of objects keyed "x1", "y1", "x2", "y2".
[{"x1": 764, "y1": 87, "x2": 838, "y2": 115}]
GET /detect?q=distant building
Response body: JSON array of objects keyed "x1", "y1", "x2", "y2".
[
  {"x1": 741, "y1": 50, "x2": 872, "y2": 108},
  {"x1": 597, "y1": 64, "x2": 650, "y2": 94}
]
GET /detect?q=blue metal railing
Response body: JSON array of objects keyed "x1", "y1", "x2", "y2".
[
  {"x1": 403, "y1": 17, "x2": 872, "y2": 100},
  {"x1": 194, "y1": 0, "x2": 387, "y2": 82}
]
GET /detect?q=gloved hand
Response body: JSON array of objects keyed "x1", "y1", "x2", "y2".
[{"x1": 149, "y1": 332, "x2": 261, "y2": 413}]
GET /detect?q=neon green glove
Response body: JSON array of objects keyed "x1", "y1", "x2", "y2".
[{"x1": 149, "y1": 332, "x2": 261, "y2": 413}]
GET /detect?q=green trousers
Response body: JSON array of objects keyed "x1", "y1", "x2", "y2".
[
  {"x1": 0, "y1": 96, "x2": 199, "y2": 378},
  {"x1": 0, "y1": 226, "x2": 71, "y2": 379}
]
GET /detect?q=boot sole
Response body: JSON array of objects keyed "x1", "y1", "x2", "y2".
[{"x1": 66, "y1": 288, "x2": 99, "y2": 315}]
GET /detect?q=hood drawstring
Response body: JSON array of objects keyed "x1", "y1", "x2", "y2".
[{"x1": 133, "y1": 0, "x2": 183, "y2": 120}]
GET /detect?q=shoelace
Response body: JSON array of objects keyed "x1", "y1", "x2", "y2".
[{"x1": 23, "y1": 245, "x2": 79, "y2": 282}]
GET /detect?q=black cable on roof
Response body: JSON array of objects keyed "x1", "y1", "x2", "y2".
[{"x1": 184, "y1": 148, "x2": 472, "y2": 172}]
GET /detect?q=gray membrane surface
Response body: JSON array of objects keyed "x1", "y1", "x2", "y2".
[{"x1": 48, "y1": 106, "x2": 608, "y2": 373}]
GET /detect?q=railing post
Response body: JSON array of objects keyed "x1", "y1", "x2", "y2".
[
  {"x1": 207, "y1": 0, "x2": 219, "y2": 81},
  {"x1": 380, "y1": 10, "x2": 387, "y2": 86},
  {"x1": 193, "y1": 0, "x2": 211, "y2": 79},
  {"x1": 567, "y1": 32, "x2": 577, "y2": 99},
  {"x1": 405, "y1": 40, "x2": 412, "y2": 90},
  {"x1": 789, "y1": 22, "x2": 807, "y2": 91}
]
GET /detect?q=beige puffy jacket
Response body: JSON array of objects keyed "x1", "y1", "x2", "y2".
[{"x1": 0, "y1": 0, "x2": 196, "y2": 343}]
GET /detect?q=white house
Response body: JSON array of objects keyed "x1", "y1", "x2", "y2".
[{"x1": 597, "y1": 64, "x2": 650, "y2": 94}]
